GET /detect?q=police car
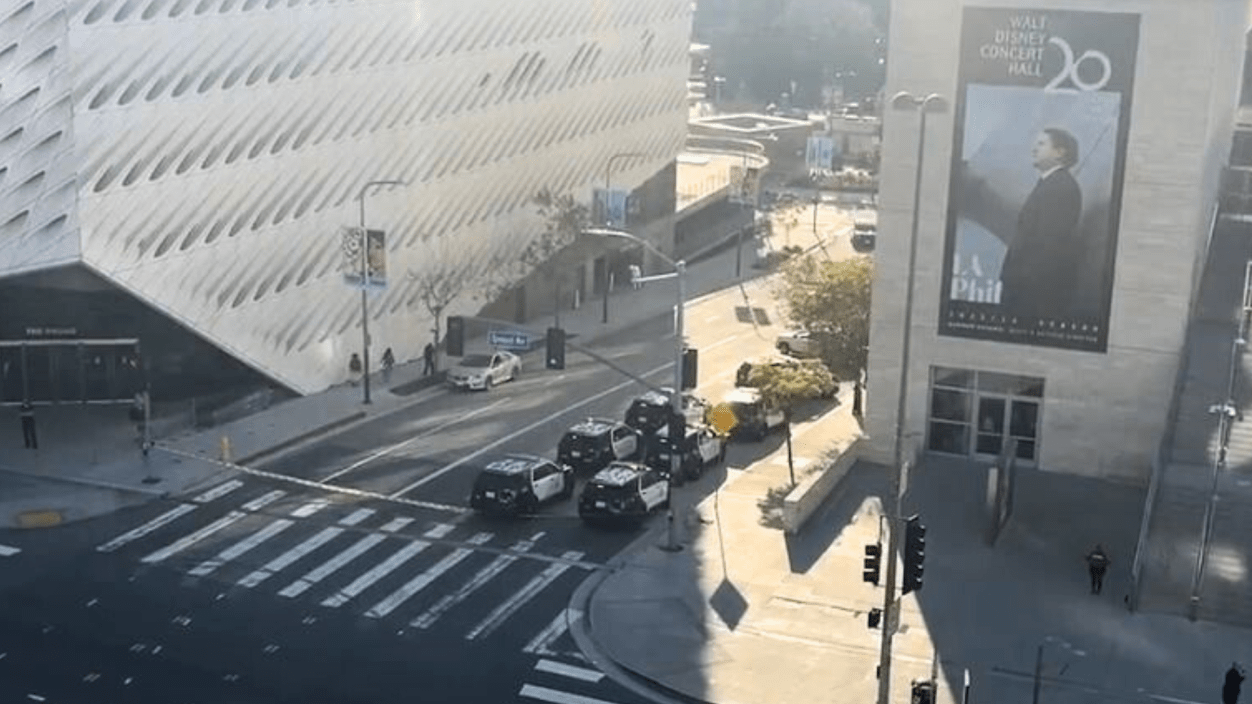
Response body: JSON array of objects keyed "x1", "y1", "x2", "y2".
[
  {"x1": 645, "y1": 423, "x2": 725, "y2": 482},
  {"x1": 578, "y1": 462, "x2": 670, "y2": 524},
  {"x1": 557, "y1": 418, "x2": 641, "y2": 473},
  {"x1": 624, "y1": 388, "x2": 710, "y2": 434},
  {"x1": 468, "y1": 454, "x2": 574, "y2": 516}
]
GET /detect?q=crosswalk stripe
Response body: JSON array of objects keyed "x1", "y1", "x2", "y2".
[
  {"x1": 192, "y1": 479, "x2": 245, "y2": 504},
  {"x1": 365, "y1": 532, "x2": 492, "y2": 619},
  {"x1": 409, "y1": 532, "x2": 542, "y2": 630},
  {"x1": 523, "y1": 608, "x2": 579, "y2": 655},
  {"x1": 0, "y1": 544, "x2": 19, "y2": 557},
  {"x1": 241, "y1": 490, "x2": 287, "y2": 511},
  {"x1": 339, "y1": 508, "x2": 375, "y2": 526},
  {"x1": 465, "y1": 550, "x2": 583, "y2": 641},
  {"x1": 320, "y1": 524, "x2": 454, "y2": 608},
  {"x1": 290, "y1": 500, "x2": 329, "y2": 518},
  {"x1": 518, "y1": 684, "x2": 618, "y2": 704},
  {"x1": 188, "y1": 519, "x2": 295, "y2": 577},
  {"x1": 534, "y1": 659, "x2": 603, "y2": 683},
  {"x1": 237, "y1": 508, "x2": 376, "y2": 588},
  {"x1": 141, "y1": 511, "x2": 248, "y2": 564},
  {"x1": 277, "y1": 517, "x2": 413, "y2": 598},
  {"x1": 97, "y1": 504, "x2": 197, "y2": 553}
]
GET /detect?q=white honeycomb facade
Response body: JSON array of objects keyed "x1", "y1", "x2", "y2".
[{"x1": 0, "y1": 0, "x2": 692, "y2": 393}]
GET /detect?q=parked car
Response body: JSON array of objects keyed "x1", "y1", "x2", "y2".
[
  {"x1": 776, "y1": 329, "x2": 821, "y2": 357},
  {"x1": 645, "y1": 423, "x2": 726, "y2": 482},
  {"x1": 468, "y1": 454, "x2": 574, "y2": 516},
  {"x1": 557, "y1": 418, "x2": 641, "y2": 473},
  {"x1": 735, "y1": 356, "x2": 838, "y2": 399},
  {"x1": 447, "y1": 351, "x2": 521, "y2": 390},
  {"x1": 720, "y1": 387, "x2": 786, "y2": 442},
  {"x1": 851, "y1": 209, "x2": 877, "y2": 251},
  {"x1": 578, "y1": 462, "x2": 670, "y2": 524},
  {"x1": 623, "y1": 388, "x2": 710, "y2": 434}
]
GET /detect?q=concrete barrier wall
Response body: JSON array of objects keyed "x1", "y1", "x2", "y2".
[{"x1": 782, "y1": 435, "x2": 865, "y2": 535}]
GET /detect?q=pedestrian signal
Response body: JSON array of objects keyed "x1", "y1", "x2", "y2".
[{"x1": 446, "y1": 316, "x2": 465, "y2": 357}]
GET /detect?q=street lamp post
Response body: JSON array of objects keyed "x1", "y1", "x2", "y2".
[
  {"x1": 584, "y1": 227, "x2": 686, "y2": 551},
  {"x1": 603, "y1": 152, "x2": 647, "y2": 324},
  {"x1": 357, "y1": 179, "x2": 406, "y2": 405},
  {"x1": 877, "y1": 91, "x2": 946, "y2": 704}
]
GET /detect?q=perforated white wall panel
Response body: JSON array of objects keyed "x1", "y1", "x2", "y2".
[{"x1": 0, "y1": 0, "x2": 692, "y2": 393}]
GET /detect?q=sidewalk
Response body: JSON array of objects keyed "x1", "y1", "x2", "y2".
[
  {"x1": 582, "y1": 431, "x2": 1252, "y2": 704},
  {"x1": 0, "y1": 226, "x2": 777, "y2": 529}
]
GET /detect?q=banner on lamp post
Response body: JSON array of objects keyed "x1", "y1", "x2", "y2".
[
  {"x1": 728, "y1": 164, "x2": 760, "y2": 206},
  {"x1": 805, "y1": 135, "x2": 836, "y2": 172},
  {"x1": 341, "y1": 226, "x2": 388, "y2": 290},
  {"x1": 594, "y1": 188, "x2": 630, "y2": 228}
]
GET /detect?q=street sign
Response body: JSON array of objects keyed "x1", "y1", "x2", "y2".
[{"x1": 488, "y1": 330, "x2": 532, "y2": 350}]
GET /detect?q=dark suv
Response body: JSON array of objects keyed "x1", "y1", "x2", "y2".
[
  {"x1": 557, "y1": 419, "x2": 640, "y2": 473},
  {"x1": 624, "y1": 388, "x2": 709, "y2": 434},
  {"x1": 578, "y1": 462, "x2": 670, "y2": 524},
  {"x1": 469, "y1": 454, "x2": 574, "y2": 516}
]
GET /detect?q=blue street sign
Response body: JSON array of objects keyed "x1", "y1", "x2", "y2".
[{"x1": 488, "y1": 330, "x2": 532, "y2": 350}]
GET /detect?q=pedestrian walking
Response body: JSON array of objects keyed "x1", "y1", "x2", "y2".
[
  {"x1": 1085, "y1": 544, "x2": 1110, "y2": 595},
  {"x1": 1224, "y1": 662, "x2": 1245, "y2": 704},
  {"x1": 423, "y1": 342, "x2": 436, "y2": 376},
  {"x1": 381, "y1": 347, "x2": 395, "y2": 384},
  {"x1": 19, "y1": 399, "x2": 37, "y2": 450},
  {"x1": 629, "y1": 264, "x2": 643, "y2": 290},
  {"x1": 852, "y1": 379, "x2": 864, "y2": 418},
  {"x1": 348, "y1": 353, "x2": 363, "y2": 387}
]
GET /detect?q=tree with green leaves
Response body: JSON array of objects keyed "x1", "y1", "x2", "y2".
[
  {"x1": 522, "y1": 188, "x2": 591, "y2": 328},
  {"x1": 777, "y1": 254, "x2": 872, "y2": 378},
  {"x1": 744, "y1": 361, "x2": 836, "y2": 486}
]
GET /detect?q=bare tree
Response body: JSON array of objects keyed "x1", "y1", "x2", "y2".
[
  {"x1": 407, "y1": 258, "x2": 477, "y2": 351},
  {"x1": 521, "y1": 188, "x2": 591, "y2": 328}
]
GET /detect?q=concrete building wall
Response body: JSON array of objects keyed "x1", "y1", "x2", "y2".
[
  {"x1": 865, "y1": 0, "x2": 1250, "y2": 481},
  {"x1": 0, "y1": 0, "x2": 693, "y2": 394}
]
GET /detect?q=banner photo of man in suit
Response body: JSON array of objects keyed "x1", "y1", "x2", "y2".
[{"x1": 939, "y1": 8, "x2": 1140, "y2": 353}]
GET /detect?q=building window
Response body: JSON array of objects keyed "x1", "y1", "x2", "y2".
[{"x1": 927, "y1": 366, "x2": 1043, "y2": 462}]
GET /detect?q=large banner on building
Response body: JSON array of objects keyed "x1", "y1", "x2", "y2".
[{"x1": 939, "y1": 8, "x2": 1140, "y2": 352}]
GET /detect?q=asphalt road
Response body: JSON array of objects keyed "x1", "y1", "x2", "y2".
[{"x1": 0, "y1": 274, "x2": 795, "y2": 704}]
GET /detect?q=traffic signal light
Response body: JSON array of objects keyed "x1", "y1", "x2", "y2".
[
  {"x1": 446, "y1": 316, "x2": 465, "y2": 357},
  {"x1": 911, "y1": 680, "x2": 936, "y2": 704},
  {"x1": 867, "y1": 607, "x2": 882, "y2": 629},
  {"x1": 902, "y1": 515, "x2": 926, "y2": 595},
  {"x1": 863, "y1": 543, "x2": 881, "y2": 586},
  {"x1": 681, "y1": 347, "x2": 698, "y2": 390},
  {"x1": 668, "y1": 409, "x2": 686, "y2": 450},
  {"x1": 545, "y1": 327, "x2": 566, "y2": 370}
]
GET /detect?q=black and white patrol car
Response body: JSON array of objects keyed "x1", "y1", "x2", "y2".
[
  {"x1": 645, "y1": 423, "x2": 726, "y2": 482},
  {"x1": 468, "y1": 454, "x2": 574, "y2": 516},
  {"x1": 557, "y1": 418, "x2": 641, "y2": 473},
  {"x1": 624, "y1": 388, "x2": 710, "y2": 434},
  {"x1": 578, "y1": 462, "x2": 670, "y2": 524}
]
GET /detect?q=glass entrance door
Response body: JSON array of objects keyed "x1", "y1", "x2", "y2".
[
  {"x1": 975, "y1": 397, "x2": 1007, "y2": 456},
  {"x1": 974, "y1": 396, "x2": 1040, "y2": 462}
]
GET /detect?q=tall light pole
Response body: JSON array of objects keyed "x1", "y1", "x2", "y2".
[
  {"x1": 357, "y1": 179, "x2": 406, "y2": 405},
  {"x1": 877, "y1": 91, "x2": 946, "y2": 704},
  {"x1": 584, "y1": 227, "x2": 686, "y2": 551},
  {"x1": 603, "y1": 152, "x2": 647, "y2": 324}
]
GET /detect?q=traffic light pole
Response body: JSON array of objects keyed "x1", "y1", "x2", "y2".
[{"x1": 877, "y1": 462, "x2": 905, "y2": 704}]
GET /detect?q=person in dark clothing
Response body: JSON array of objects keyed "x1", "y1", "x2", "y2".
[
  {"x1": 1224, "y1": 663, "x2": 1245, "y2": 704},
  {"x1": 1085, "y1": 544, "x2": 1110, "y2": 595},
  {"x1": 423, "y1": 342, "x2": 436, "y2": 376},
  {"x1": 348, "y1": 353, "x2": 363, "y2": 387},
  {"x1": 381, "y1": 347, "x2": 395, "y2": 384},
  {"x1": 19, "y1": 399, "x2": 37, "y2": 450},
  {"x1": 999, "y1": 127, "x2": 1084, "y2": 322}
]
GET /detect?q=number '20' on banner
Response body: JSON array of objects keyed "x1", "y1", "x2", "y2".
[{"x1": 340, "y1": 226, "x2": 388, "y2": 290}]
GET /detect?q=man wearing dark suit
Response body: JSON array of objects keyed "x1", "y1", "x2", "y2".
[{"x1": 999, "y1": 128, "x2": 1083, "y2": 322}]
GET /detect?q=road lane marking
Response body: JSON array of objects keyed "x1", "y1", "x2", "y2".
[
  {"x1": 291, "y1": 500, "x2": 329, "y2": 518},
  {"x1": 319, "y1": 399, "x2": 510, "y2": 484},
  {"x1": 319, "y1": 523, "x2": 454, "y2": 608},
  {"x1": 518, "y1": 684, "x2": 616, "y2": 704},
  {"x1": 277, "y1": 517, "x2": 413, "y2": 598},
  {"x1": 389, "y1": 361, "x2": 673, "y2": 498},
  {"x1": 188, "y1": 519, "x2": 295, "y2": 577},
  {"x1": 193, "y1": 480, "x2": 245, "y2": 504},
  {"x1": 523, "y1": 608, "x2": 580, "y2": 655},
  {"x1": 236, "y1": 509, "x2": 373, "y2": 588},
  {"x1": 534, "y1": 658, "x2": 603, "y2": 683},
  {"x1": 139, "y1": 490, "x2": 285, "y2": 564},
  {"x1": 409, "y1": 533, "x2": 542, "y2": 629},
  {"x1": 365, "y1": 532, "x2": 492, "y2": 619},
  {"x1": 0, "y1": 544, "x2": 21, "y2": 557},
  {"x1": 98, "y1": 504, "x2": 198, "y2": 552},
  {"x1": 465, "y1": 550, "x2": 582, "y2": 641}
]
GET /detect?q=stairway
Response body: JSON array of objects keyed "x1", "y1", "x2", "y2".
[
  {"x1": 1137, "y1": 479, "x2": 1206, "y2": 617},
  {"x1": 1195, "y1": 491, "x2": 1252, "y2": 627}
]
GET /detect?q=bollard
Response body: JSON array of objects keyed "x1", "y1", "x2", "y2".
[{"x1": 220, "y1": 435, "x2": 232, "y2": 462}]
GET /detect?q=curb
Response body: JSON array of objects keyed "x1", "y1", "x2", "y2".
[
  {"x1": 234, "y1": 411, "x2": 369, "y2": 465},
  {"x1": 0, "y1": 465, "x2": 170, "y2": 498}
]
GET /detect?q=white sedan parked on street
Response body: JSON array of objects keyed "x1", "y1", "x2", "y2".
[{"x1": 447, "y1": 351, "x2": 522, "y2": 390}]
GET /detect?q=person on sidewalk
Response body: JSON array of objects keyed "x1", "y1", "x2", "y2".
[
  {"x1": 1224, "y1": 662, "x2": 1245, "y2": 704},
  {"x1": 423, "y1": 342, "x2": 436, "y2": 376},
  {"x1": 348, "y1": 353, "x2": 363, "y2": 387},
  {"x1": 381, "y1": 347, "x2": 395, "y2": 384},
  {"x1": 1085, "y1": 544, "x2": 1110, "y2": 595},
  {"x1": 19, "y1": 399, "x2": 37, "y2": 450},
  {"x1": 629, "y1": 264, "x2": 643, "y2": 290}
]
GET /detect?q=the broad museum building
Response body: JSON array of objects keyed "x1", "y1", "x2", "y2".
[
  {"x1": 866, "y1": 0, "x2": 1252, "y2": 480},
  {"x1": 0, "y1": 0, "x2": 692, "y2": 401}
]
